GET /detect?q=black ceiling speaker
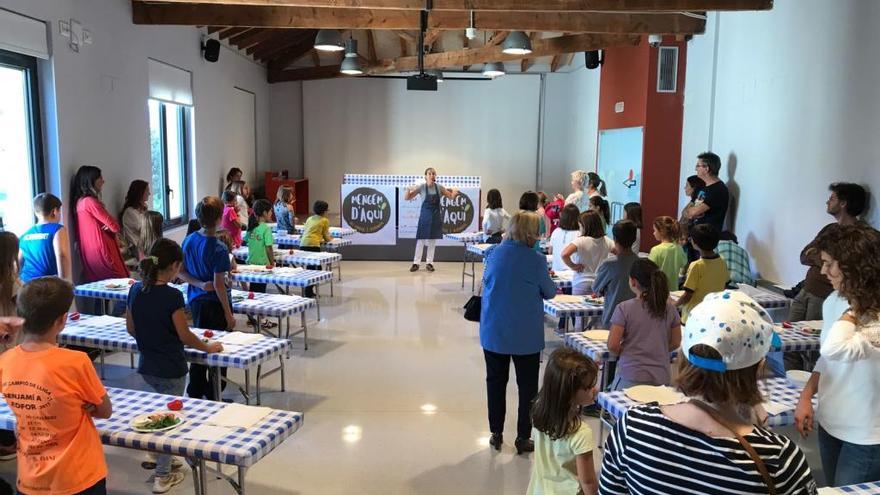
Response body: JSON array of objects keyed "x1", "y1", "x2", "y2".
[
  {"x1": 585, "y1": 50, "x2": 603, "y2": 70},
  {"x1": 202, "y1": 38, "x2": 220, "y2": 63}
]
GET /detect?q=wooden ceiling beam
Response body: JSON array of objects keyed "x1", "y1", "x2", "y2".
[
  {"x1": 137, "y1": 0, "x2": 772, "y2": 13},
  {"x1": 133, "y1": 4, "x2": 706, "y2": 34},
  {"x1": 269, "y1": 65, "x2": 342, "y2": 83},
  {"x1": 206, "y1": 26, "x2": 225, "y2": 34},
  {"x1": 253, "y1": 29, "x2": 316, "y2": 60},
  {"x1": 520, "y1": 32, "x2": 540, "y2": 72},
  {"x1": 367, "y1": 33, "x2": 639, "y2": 73},
  {"x1": 229, "y1": 27, "x2": 275, "y2": 49},
  {"x1": 461, "y1": 32, "x2": 470, "y2": 71},
  {"x1": 266, "y1": 31, "x2": 321, "y2": 68},
  {"x1": 399, "y1": 36, "x2": 409, "y2": 56},
  {"x1": 218, "y1": 26, "x2": 250, "y2": 39},
  {"x1": 366, "y1": 30, "x2": 378, "y2": 62},
  {"x1": 486, "y1": 31, "x2": 508, "y2": 46},
  {"x1": 248, "y1": 29, "x2": 310, "y2": 56}
]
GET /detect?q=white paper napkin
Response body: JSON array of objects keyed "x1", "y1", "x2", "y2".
[
  {"x1": 205, "y1": 403, "x2": 272, "y2": 428},
  {"x1": 85, "y1": 315, "x2": 124, "y2": 327},
  {"x1": 180, "y1": 424, "x2": 236, "y2": 442},
  {"x1": 218, "y1": 332, "x2": 263, "y2": 346}
]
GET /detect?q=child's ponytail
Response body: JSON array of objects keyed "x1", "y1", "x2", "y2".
[
  {"x1": 248, "y1": 199, "x2": 273, "y2": 232},
  {"x1": 138, "y1": 238, "x2": 183, "y2": 292},
  {"x1": 630, "y1": 258, "x2": 669, "y2": 320}
]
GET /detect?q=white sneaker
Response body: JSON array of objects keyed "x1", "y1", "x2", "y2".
[{"x1": 152, "y1": 472, "x2": 185, "y2": 493}]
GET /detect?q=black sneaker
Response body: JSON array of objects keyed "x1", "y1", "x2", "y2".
[
  {"x1": 409, "y1": 264, "x2": 419, "y2": 272},
  {"x1": 426, "y1": 264, "x2": 435, "y2": 272}
]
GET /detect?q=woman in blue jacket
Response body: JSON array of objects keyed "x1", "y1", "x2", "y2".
[{"x1": 480, "y1": 211, "x2": 556, "y2": 455}]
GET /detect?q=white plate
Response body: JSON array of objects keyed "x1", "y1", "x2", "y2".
[
  {"x1": 786, "y1": 370, "x2": 812, "y2": 389},
  {"x1": 130, "y1": 411, "x2": 185, "y2": 433}
]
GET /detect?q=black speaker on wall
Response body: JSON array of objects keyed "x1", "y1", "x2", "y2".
[
  {"x1": 202, "y1": 38, "x2": 220, "y2": 63},
  {"x1": 584, "y1": 50, "x2": 602, "y2": 70}
]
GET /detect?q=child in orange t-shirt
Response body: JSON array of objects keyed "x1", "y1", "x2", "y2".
[{"x1": 0, "y1": 277, "x2": 112, "y2": 495}]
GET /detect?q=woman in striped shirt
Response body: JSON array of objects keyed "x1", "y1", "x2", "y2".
[{"x1": 599, "y1": 291, "x2": 818, "y2": 495}]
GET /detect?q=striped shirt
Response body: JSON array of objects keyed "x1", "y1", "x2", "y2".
[{"x1": 599, "y1": 405, "x2": 817, "y2": 495}]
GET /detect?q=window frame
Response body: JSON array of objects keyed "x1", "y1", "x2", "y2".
[
  {"x1": 0, "y1": 48, "x2": 45, "y2": 205},
  {"x1": 149, "y1": 99, "x2": 191, "y2": 230}
]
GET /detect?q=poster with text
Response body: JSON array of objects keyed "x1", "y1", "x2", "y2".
[
  {"x1": 340, "y1": 184, "x2": 397, "y2": 245},
  {"x1": 399, "y1": 187, "x2": 480, "y2": 245}
]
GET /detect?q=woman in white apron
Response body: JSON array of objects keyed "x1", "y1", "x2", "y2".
[{"x1": 404, "y1": 168, "x2": 459, "y2": 272}]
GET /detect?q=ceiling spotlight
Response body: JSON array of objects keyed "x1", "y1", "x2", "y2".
[
  {"x1": 482, "y1": 62, "x2": 505, "y2": 78},
  {"x1": 340, "y1": 39, "x2": 363, "y2": 76},
  {"x1": 502, "y1": 31, "x2": 532, "y2": 55},
  {"x1": 314, "y1": 29, "x2": 344, "y2": 52}
]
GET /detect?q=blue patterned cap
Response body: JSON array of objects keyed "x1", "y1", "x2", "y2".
[{"x1": 682, "y1": 290, "x2": 780, "y2": 372}]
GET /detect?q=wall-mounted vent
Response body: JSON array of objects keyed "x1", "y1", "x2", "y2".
[{"x1": 657, "y1": 46, "x2": 678, "y2": 93}]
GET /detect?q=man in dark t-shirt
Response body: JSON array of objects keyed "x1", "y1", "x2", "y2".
[
  {"x1": 784, "y1": 182, "x2": 868, "y2": 372},
  {"x1": 684, "y1": 152, "x2": 729, "y2": 233}
]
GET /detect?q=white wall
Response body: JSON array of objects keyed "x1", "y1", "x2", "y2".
[
  {"x1": 269, "y1": 81, "x2": 304, "y2": 178},
  {"x1": 543, "y1": 65, "x2": 601, "y2": 196},
  {"x1": 292, "y1": 68, "x2": 601, "y2": 216},
  {"x1": 680, "y1": 0, "x2": 880, "y2": 285},
  {"x1": 301, "y1": 75, "x2": 543, "y2": 213},
  {"x1": 1, "y1": 0, "x2": 273, "y2": 240}
]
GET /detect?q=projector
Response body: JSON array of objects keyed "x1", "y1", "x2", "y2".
[{"x1": 407, "y1": 73, "x2": 438, "y2": 91}]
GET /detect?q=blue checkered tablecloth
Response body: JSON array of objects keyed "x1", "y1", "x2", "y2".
[
  {"x1": 670, "y1": 288, "x2": 791, "y2": 311},
  {"x1": 274, "y1": 234, "x2": 353, "y2": 251},
  {"x1": 231, "y1": 268, "x2": 333, "y2": 288},
  {"x1": 0, "y1": 387, "x2": 301, "y2": 467},
  {"x1": 825, "y1": 482, "x2": 880, "y2": 494},
  {"x1": 232, "y1": 247, "x2": 342, "y2": 269},
  {"x1": 343, "y1": 174, "x2": 481, "y2": 188},
  {"x1": 466, "y1": 243, "x2": 553, "y2": 269},
  {"x1": 74, "y1": 281, "x2": 314, "y2": 318},
  {"x1": 292, "y1": 225, "x2": 354, "y2": 238},
  {"x1": 597, "y1": 378, "x2": 811, "y2": 428},
  {"x1": 447, "y1": 232, "x2": 487, "y2": 244},
  {"x1": 543, "y1": 298, "x2": 605, "y2": 318},
  {"x1": 61, "y1": 315, "x2": 291, "y2": 368},
  {"x1": 772, "y1": 323, "x2": 821, "y2": 352},
  {"x1": 565, "y1": 327, "x2": 818, "y2": 364}
]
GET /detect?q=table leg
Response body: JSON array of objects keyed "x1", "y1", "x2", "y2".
[
  {"x1": 256, "y1": 364, "x2": 262, "y2": 405},
  {"x1": 211, "y1": 367, "x2": 222, "y2": 402},
  {"x1": 301, "y1": 312, "x2": 308, "y2": 352},
  {"x1": 471, "y1": 256, "x2": 476, "y2": 293},
  {"x1": 99, "y1": 350, "x2": 105, "y2": 379},
  {"x1": 129, "y1": 353, "x2": 135, "y2": 369},
  {"x1": 244, "y1": 369, "x2": 251, "y2": 405},
  {"x1": 279, "y1": 355, "x2": 286, "y2": 392},
  {"x1": 461, "y1": 245, "x2": 467, "y2": 288},
  {"x1": 337, "y1": 261, "x2": 342, "y2": 282},
  {"x1": 238, "y1": 467, "x2": 247, "y2": 495},
  {"x1": 191, "y1": 459, "x2": 203, "y2": 495},
  {"x1": 198, "y1": 459, "x2": 207, "y2": 495}
]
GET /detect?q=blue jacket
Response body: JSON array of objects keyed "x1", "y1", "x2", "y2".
[{"x1": 480, "y1": 240, "x2": 557, "y2": 355}]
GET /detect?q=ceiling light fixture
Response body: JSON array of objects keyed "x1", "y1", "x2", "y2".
[
  {"x1": 340, "y1": 39, "x2": 363, "y2": 76},
  {"x1": 314, "y1": 29, "x2": 344, "y2": 52},
  {"x1": 502, "y1": 31, "x2": 532, "y2": 55},
  {"x1": 482, "y1": 62, "x2": 505, "y2": 78}
]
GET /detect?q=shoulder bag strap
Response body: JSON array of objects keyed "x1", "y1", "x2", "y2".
[{"x1": 689, "y1": 400, "x2": 777, "y2": 495}]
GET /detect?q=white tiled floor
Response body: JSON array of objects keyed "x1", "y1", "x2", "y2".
[{"x1": 0, "y1": 261, "x2": 825, "y2": 493}]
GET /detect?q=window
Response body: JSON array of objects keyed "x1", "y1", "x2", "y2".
[
  {"x1": 148, "y1": 99, "x2": 190, "y2": 228},
  {"x1": 0, "y1": 49, "x2": 43, "y2": 235}
]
